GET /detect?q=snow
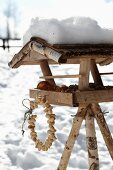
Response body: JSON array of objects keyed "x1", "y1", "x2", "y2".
[
  {"x1": 23, "y1": 17, "x2": 113, "y2": 44},
  {"x1": 1, "y1": 48, "x2": 113, "y2": 170}
]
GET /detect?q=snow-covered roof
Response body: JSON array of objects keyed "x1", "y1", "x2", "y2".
[
  {"x1": 8, "y1": 36, "x2": 113, "y2": 68},
  {"x1": 8, "y1": 17, "x2": 113, "y2": 68}
]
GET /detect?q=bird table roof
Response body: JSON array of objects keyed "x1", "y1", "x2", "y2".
[{"x1": 8, "y1": 37, "x2": 113, "y2": 68}]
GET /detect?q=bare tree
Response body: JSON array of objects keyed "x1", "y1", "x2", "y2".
[{"x1": 4, "y1": 0, "x2": 20, "y2": 39}]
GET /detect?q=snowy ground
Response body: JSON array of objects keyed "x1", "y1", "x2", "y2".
[{"x1": 0, "y1": 49, "x2": 113, "y2": 170}]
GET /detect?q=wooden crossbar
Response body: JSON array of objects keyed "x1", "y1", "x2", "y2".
[
  {"x1": 40, "y1": 74, "x2": 82, "y2": 79},
  {"x1": 100, "y1": 72, "x2": 113, "y2": 75}
]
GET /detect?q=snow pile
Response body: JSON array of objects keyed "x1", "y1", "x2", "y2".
[{"x1": 23, "y1": 17, "x2": 113, "y2": 44}]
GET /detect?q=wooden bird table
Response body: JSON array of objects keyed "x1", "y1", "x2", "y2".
[{"x1": 9, "y1": 37, "x2": 113, "y2": 170}]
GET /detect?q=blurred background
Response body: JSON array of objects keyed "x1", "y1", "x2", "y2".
[{"x1": 0, "y1": 0, "x2": 113, "y2": 52}]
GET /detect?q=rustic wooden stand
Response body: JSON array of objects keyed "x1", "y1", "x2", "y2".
[
  {"x1": 57, "y1": 59, "x2": 113, "y2": 170},
  {"x1": 32, "y1": 59, "x2": 113, "y2": 170},
  {"x1": 9, "y1": 37, "x2": 113, "y2": 170}
]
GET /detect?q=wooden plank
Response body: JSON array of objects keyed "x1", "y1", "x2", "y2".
[
  {"x1": 18, "y1": 57, "x2": 107, "y2": 65},
  {"x1": 79, "y1": 59, "x2": 91, "y2": 90},
  {"x1": 40, "y1": 74, "x2": 81, "y2": 79},
  {"x1": 39, "y1": 60, "x2": 56, "y2": 86},
  {"x1": 75, "y1": 88, "x2": 113, "y2": 103},
  {"x1": 23, "y1": 50, "x2": 48, "y2": 61},
  {"x1": 29, "y1": 89, "x2": 75, "y2": 106},
  {"x1": 91, "y1": 59, "x2": 103, "y2": 86},
  {"x1": 9, "y1": 36, "x2": 113, "y2": 68},
  {"x1": 30, "y1": 88, "x2": 113, "y2": 106},
  {"x1": 10, "y1": 52, "x2": 113, "y2": 68},
  {"x1": 64, "y1": 56, "x2": 110, "y2": 64},
  {"x1": 30, "y1": 89, "x2": 113, "y2": 106},
  {"x1": 21, "y1": 60, "x2": 57, "y2": 65}
]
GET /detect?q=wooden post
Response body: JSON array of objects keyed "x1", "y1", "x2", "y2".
[
  {"x1": 79, "y1": 59, "x2": 90, "y2": 90},
  {"x1": 79, "y1": 59, "x2": 99, "y2": 169},
  {"x1": 57, "y1": 109, "x2": 86, "y2": 170},
  {"x1": 91, "y1": 103, "x2": 113, "y2": 160},
  {"x1": 39, "y1": 60, "x2": 56, "y2": 86},
  {"x1": 84, "y1": 59, "x2": 101, "y2": 170},
  {"x1": 85, "y1": 107, "x2": 99, "y2": 170},
  {"x1": 57, "y1": 59, "x2": 91, "y2": 170},
  {"x1": 90, "y1": 59, "x2": 103, "y2": 86}
]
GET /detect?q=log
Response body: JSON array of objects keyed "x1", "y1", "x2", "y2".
[
  {"x1": 57, "y1": 108, "x2": 86, "y2": 170},
  {"x1": 85, "y1": 107, "x2": 99, "y2": 170},
  {"x1": 57, "y1": 59, "x2": 91, "y2": 169},
  {"x1": 91, "y1": 103, "x2": 113, "y2": 160},
  {"x1": 39, "y1": 60, "x2": 56, "y2": 86},
  {"x1": 31, "y1": 41, "x2": 64, "y2": 63}
]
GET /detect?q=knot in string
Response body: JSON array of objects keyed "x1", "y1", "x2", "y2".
[{"x1": 22, "y1": 99, "x2": 33, "y2": 136}]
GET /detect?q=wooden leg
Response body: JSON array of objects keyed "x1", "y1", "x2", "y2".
[
  {"x1": 39, "y1": 60, "x2": 56, "y2": 86},
  {"x1": 57, "y1": 59, "x2": 91, "y2": 170},
  {"x1": 85, "y1": 107, "x2": 99, "y2": 170},
  {"x1": 79, "y1": 59, "x2": 91, "y2": 90},
  {"x1": 57, "y1": 108, "x2": 86, "y2": 170},
  {"x1": 91, "y1": 103, "x2": 113, "y2": 159},
  {"x1": 90, "y1": 59, "x2": 103, "y2": 86}
]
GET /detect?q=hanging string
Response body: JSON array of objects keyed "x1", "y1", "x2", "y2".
[{"x1": 22, "y1": 99, "x2": 33, "y2": 136}]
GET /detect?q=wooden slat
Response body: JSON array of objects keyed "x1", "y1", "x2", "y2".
[
  {"x1": 75, "y1": 89, "x2": 113, "y2": 103},
  {"x1": 39, "y1": 60, "x2": 56, "y2": 86},
  {"x1": 40, "y1": 74, "x2": 81, "y2": 79},
  {"x1": 29, "y1": 89, "x2": 76, "y2": 106},
  {"x1": 91, "y1": 59, "x2": 103, "y2": 86},
  {"x1": 18, "y1": 57, "x2": 107, "y2": 65},
  {"x1": 30, "y1": 88, "x2": 113, "y2": 106},
  {"x1": 79, "y1": 59, "x2": 91, "y2": 90},
  {"x1": 100, "y1": 72, "x2": 113, "y2": 75}
]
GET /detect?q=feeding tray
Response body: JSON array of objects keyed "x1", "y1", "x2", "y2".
[{"x1": 30, "y1": 86, "x2": 113, "y2": 107}]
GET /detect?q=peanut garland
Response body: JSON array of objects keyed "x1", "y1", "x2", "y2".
[{"x1": 28, "y1": 96, "x2": 56, "y2": 151}]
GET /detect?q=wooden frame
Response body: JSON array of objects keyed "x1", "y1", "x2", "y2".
[
  {"x1": 30, "y1": 88, "x2": 113, "y2": 106},
  {"x1": 8, "y1": 37, "x2": 113, "y2": 68},
  {"x1": 9, "y1": 37, "x2": 113, "y2": 170},
  {"x1": 28, "y1": 58, "x2": 113, "y2": 170}
]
